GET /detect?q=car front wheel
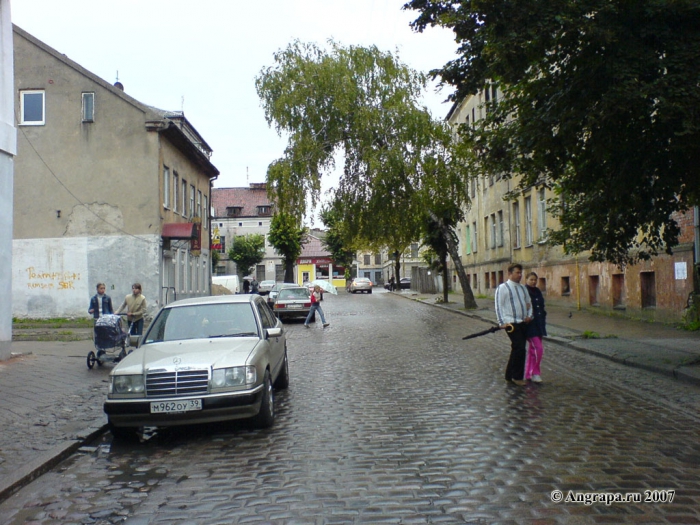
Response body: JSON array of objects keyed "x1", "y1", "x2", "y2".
[
  {"x1": 274, "y1": 350, "x2": 290, "y2": 390},
  {"x1": 252, "y1": 371, "x2": 274, "y2": 428}
]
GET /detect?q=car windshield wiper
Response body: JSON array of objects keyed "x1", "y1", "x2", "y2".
[{"x1": 208, "y1": 332, "x2": 258, "y2": 339}]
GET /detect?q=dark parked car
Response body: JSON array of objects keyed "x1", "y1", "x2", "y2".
[{"x1": 399, "y1": 277, "x2": 411, "y2": 289}]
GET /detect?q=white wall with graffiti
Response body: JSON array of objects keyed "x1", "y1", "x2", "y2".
[{"x1": 13, "y1": 235, "x2": 161, "y2": 319}]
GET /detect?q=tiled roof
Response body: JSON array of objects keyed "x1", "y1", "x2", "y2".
[
  {"x1": 300, "y1": 235, "x2": 331, "y2": 258},
  {"x1": 212, "y1": 185, "x2": 272, "y2": 218}
]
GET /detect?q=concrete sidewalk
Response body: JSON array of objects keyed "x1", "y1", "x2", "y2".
[
  {"x1": 1, "y1": 291, "x2": 699, "y2": 504},
  {"x1": 395, "y1": 289, "x2": 700, "y2": 385}
]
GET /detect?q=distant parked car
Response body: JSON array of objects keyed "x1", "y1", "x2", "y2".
[
  {"x1": 267, "y1": 282, "x2": 299, "y2": 306},
  {"x1": 273, "y1": 287, "x2": 311, "y2": 320},
  {"x1": 103, "y1": 294, "x2": 289, "y2": 438},
  {"x1": 399, "y1": 277, "x2": 411, "y2": 290},
  {"x1": 257, "y1": 280, "x2": 276, "y2": 295},
  {"x1": 348, "y1": 277, "x2": 373, "y2": 294}
]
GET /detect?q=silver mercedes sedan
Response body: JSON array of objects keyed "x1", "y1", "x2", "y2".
[{"x1": 104, "y1": 294, "x2": 289, "y2": 438}]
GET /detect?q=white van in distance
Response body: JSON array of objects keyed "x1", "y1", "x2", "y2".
[{"x1": 212, "y1": 275, "x2": 240, "y2": 294}]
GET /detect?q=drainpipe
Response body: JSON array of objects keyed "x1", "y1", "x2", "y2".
[{"x1": 576, "y1": 257, "x2": 581, "y2": 311}]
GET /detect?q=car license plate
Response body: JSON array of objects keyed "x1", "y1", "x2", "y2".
[
  {"x1": 287, "y1": 304, "x2": 302, "y2": 309},
  {"x1": 150, "y1": 399, "x2": 202, "y2": 414}
]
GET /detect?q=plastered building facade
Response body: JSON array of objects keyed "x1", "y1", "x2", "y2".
[
  {"x1": 448, "y1": 89, "x2": 697, "y2": 322},
  {"x1": 12, "y1": 26, "x2": 218, "y2": 318}
]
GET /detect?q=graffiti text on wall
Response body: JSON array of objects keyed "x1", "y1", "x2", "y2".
[{"x1": 25, "y1": 267, "x2": 82, "y2": 290}]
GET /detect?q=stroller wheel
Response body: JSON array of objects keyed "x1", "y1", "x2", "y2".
[{"x1": 87, "y1": 351, "x2": 97, "y2": 369}]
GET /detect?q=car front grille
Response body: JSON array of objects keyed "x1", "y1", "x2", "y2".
[{"x1": 146, "y1": 369, "x2": 209, "y2": 397}]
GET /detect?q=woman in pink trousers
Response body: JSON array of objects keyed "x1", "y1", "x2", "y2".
[{"x1": 524, "y1": 272, "x2": 547, "y2": 383}]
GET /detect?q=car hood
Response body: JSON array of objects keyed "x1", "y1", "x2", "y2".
[{"x1": 113, "y1": 338, "x2": 258, "y2": 374}]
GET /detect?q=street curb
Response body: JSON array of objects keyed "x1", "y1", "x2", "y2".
[
  {"x1": 395, "y1": 292, "x2": 700, "y2": 388},
  {"x1": 0, "y1": 423, "x2": 108, "y2": 504}
]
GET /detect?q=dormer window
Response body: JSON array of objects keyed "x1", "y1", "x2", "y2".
[
  {"x1": 257, "y1": 205, "x2": 271, "y2": 216},
  {"x1": 226, "y1": 206, "x2": 242, "y2": 217}
]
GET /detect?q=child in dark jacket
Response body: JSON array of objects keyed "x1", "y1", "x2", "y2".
[
  {"x1": 524, "y1": 272, "x2": 547, "y2": 383},
  {"x1": 88, "y1": 283, "x2": 114, "y2": 319}
]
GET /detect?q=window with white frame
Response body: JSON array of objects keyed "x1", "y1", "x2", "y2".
[
  {"x1": 163, "y1": 166, "x2": 170, "y2": 209},
  {"x1": 538, "y1": 187, "x2": 547, "y2": 240},
  {"x1": 82, "y1": 92, "x2": 94, "y2": 122},
  {"x1": 190, "y1": 185, "x2": 195, "y2": 219},
  {"x1": 472, "y1": 221, "x2": 478, "y2": 253},
  {"x1": 513, "y1": 202, "x2": 521, "y2": 248},
  {"x1": 197, "y1": 190, "x2": 202, "y2": 219},
  {"x1": 489, "y1": 215, "x2": 496, "y2": 249},
  {"x1": 20, "y1": 90, "x2": 45, "y2": 125},
  {"x1": 525, "y1": 196, "x2": 533, "y2": 245}
]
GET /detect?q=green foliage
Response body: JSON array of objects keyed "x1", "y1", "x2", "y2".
[
  {"x1": 406, "y1": 0, "x2": 700, "y2": 265},
  {"x1": 268, "y1": 212, "x2": 308, "y2": 282},
  {"x1": 256, "y1": 41, "x2": 470, "y2": 249},
  {"x1": 211, "y1": 249, "x2": 220, "y2": 271},
  {"x1": 319, "y1": 203, "x2": 356, "y2": 272},
  {"x1": 228, "y1": 234, "x2": 266, "y2": 278}
]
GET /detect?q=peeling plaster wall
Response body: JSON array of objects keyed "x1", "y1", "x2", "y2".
[{"x1": 13, "y1": 234, "x2": 161, "y2": 319}]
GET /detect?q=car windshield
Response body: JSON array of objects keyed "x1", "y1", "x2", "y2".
[
  {"x1": 278, "y1": 288, "x2": 309, "y2": 300},
  {"x1": 144, "y1": 303, "x2": 258, "y2": 343},
  {"x1": 356, "y1": 278, "x2": 370, "y2": 283}
]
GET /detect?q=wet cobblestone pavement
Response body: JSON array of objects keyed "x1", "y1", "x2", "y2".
[{"x1": 2, "y1": 291, "x2": 700, "y2": 524}]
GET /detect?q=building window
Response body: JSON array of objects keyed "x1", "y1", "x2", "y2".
[
  {"x1": 197, "y1": 190, "x2": 202, "y2": 219},
  {"x1": 219, "y1": 236, "x2": 226, "y2": 254},
  {"x1": 538, "y1": 187, "x2": 547, "y2": 240},
  {"x1": 561, "y1": 276, "x2": 571, "y2": 296},
  {"x1": 20, "y1": 90, "x2": 45, "y2": 125},
  {"x1": 525, "y1": 196, "x2": 533, "y2": 245},
  {"x1": 203, "y1": 195, "x2": 208, "y2": 229},
  {"x1": 498, "y1": 211, "x2": 504, "y2": 247},
  {"x1": 374, "y1": 253, "x2": 381, "y2": 265},
  {"x1": 490, "y1": 215, "x2": 496, "y2": 249},
  {"x1": 640, "y1": 271, "x2": 656, "y2": 308},
  {"x1": 257, "y1": 205, "x2": 271, "y2": 216},
  {"x1": 258, "y1": 222, "x2": 262, "y2": 226},
  {"x1": 538, "y1": 277, "x2": 546, "y2": 294},
  {"x1": 189, "y1": 185, "x2": 195, "y2": 219},
  {"x1": 173, "y1": 172, "x2": 179, "y2": 213},
  {"x1": 163, "y1": 166, "x2": 170, "y2": 209},
  {"x1": 472, "y1": 221, "x2": 478, "y2": 253},
  {"x1": 227, "y1": 207, "x2": 242, "y2": 217},
  {"x1": 465, "y1": 225, "x2": 471, "y2": 255},
  {"x1": 589, "y1": 275, "x2": 600, "y2": 306},
  {"x1": 82, "y1": 92, "x2": 94, "y2": 122},
  {"x1": 181, "y1": 179, "x2": 187, "y2": 217},
  {"x1": 513, "y1": 202, "x2": 521, "y2": 248},
  {"x1": 363, "y1": 254, "x2": 371, "y2": 266},
  {"x1": 612, "y1": 274, "x2": 625, "y2": 308}
]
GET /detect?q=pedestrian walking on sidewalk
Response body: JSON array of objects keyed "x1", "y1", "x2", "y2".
[
  {"x1": 116, "y1": 283, "x2": 147, "y2": 335},
  {"x1": 88, "y1": 282, "x2": 113, "y2": 318},
  {"x1": 495, "y1": 263, "x2": 533, "y2": 386},
  {"x1": 524, "y1": 272, "x2": 547, "y2": 383},
  {"x1": 305, "y1": 285, "x2": 329, "y2": 328}
]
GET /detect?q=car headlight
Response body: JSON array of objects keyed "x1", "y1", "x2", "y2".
[
  {"x1": 110, "y1": 374, "x2": 145, "y2": 394},
  {"x1": 211, "y1": 366, "x2": 256, "y2": 388}
]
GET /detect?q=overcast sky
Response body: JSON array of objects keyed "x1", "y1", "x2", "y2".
[{"x1": 11, "y1": 0, "x2": 457, "y2": 194}]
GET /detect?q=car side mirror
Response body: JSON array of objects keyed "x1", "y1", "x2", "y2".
[{"x1": 266, "y1": 327, "x2": 283, "y2": 339}]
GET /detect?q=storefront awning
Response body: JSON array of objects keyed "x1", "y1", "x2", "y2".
[{"x1": 162, "y1": 222, "x2": 196, "y2": 239}]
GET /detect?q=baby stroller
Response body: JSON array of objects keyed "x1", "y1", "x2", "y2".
[{"x1": 87, "y1": 314, "x2": 132, "y2": 369}]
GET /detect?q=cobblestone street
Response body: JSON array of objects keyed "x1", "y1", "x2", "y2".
[{"x1": 2, "y1": 290, "x2": 700, "y2": 524}]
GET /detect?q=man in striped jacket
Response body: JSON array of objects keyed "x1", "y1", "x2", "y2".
[{"x1": 495, "y1": 263, "x2": 533, "y2": 386}]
